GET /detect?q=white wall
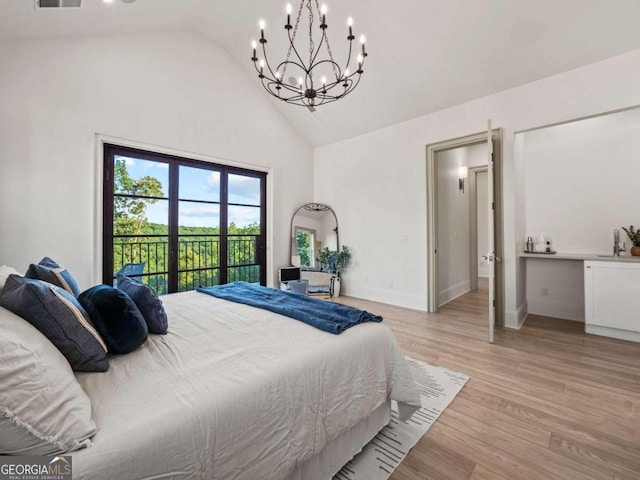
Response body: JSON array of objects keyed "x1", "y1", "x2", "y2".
[
  {"x1": 315, "y1": 48, "x2": 640, "y2": 326},
  {"x1": 521, "y1": 107, "x2": 640, "y2": 320},
  {"x1": 436, "y1": 143, "x2": 487, "y2": 306},
  {"x1": 523, "y1": 108, "x2": 640, "y2": 253},
  {"x1": 0, "y1": 31, "x2": 313, "y2": 289},
  {"x1": 526, "y1": 259, "x2": 585, "y2": 321}
]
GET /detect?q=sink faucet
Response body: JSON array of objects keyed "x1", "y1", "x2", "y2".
[{"x1": 614, "y1": 229, "x2": 626, "y2": 256}]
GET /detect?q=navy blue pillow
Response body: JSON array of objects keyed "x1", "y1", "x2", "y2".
[
  {"x1": 117, "y1": 275, "x2": 168, "y2": 334},
  {"x1": 25, "y1": 257, "x2": 81, "y2": 298},
  {"x1": 78, "y1": 285, "x2": 148, "y2": 354},
  {"x1": 0, "y1": 275, "x2": 108, "y2": 372}
]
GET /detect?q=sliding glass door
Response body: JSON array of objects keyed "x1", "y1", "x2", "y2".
[{"x1": 103, "y1": 144, "x2": 266, "y2": 294}]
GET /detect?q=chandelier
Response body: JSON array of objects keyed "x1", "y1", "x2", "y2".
[{"x1": 251, "y1": 0, "x2": 367, "y2": 108}]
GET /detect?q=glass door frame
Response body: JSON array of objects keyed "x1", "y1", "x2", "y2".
[{"x1": 102, "y1": 143, "x2": 267, "y2": 292}]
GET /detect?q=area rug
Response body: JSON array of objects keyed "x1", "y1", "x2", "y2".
[{"x1": 333, "y1": 357, "x2": 469, "y2": 480}]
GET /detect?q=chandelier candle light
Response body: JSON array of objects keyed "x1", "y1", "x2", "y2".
[{"x1": 251, "y1": 0, "x2": 367, "y2": 108}]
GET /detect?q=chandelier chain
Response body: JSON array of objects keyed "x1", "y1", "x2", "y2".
[
  {"x1": 307, "y1": 0, "x2": 314, "y2": 83},
  {"x1": 315, "y1": 0, "x2": 339, "y2": 80}
]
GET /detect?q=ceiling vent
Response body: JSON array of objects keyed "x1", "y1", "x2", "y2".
[{"x1": 36, "y1": 0, "x2": 82, "y2": 8}]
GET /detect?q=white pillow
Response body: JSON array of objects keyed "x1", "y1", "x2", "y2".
[
  {"x1": 0, "y1": 306, "x2": 97, "y2": 455},
  {"x1": 0, "y1": 265, "x2": 21, "y2": 295}
]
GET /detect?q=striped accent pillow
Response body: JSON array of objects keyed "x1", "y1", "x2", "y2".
[
  {"x1": 0, "y1": 275, "x2": 108, "y2": 372},
  {"x1": 25, "y1": 257, "x2": 81, "y2": 298}
]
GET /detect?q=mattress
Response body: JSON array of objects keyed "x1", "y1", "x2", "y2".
[{"x1": 71, "y1": 290, "x2": 420, "y2": 479}]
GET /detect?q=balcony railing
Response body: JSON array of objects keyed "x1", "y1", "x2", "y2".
[{"x1": 113, "y1": 235, "x2": 260, "y2": 295}]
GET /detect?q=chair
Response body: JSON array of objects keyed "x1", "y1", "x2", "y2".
[
  {"x1": 300, "y1": 271, "x2": 334, "y2": 297},
  {"x1": 115, "y1": 262, "x2": 145, "y2": 285},
  {"x1": 288, "y1": 280, "x2": 309, "y2": 295}
]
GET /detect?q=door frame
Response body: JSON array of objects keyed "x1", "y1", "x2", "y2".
[
  {"x1": 426, "y1": 129, "x2": 504, "y2": 326},
  {"x1": 102, "y1": 143, "x2": 268, "y2": 292}
]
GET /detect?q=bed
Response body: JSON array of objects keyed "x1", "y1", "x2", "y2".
[{"x1": 70, "y1": 290, "x2": 421, "y2": 480}]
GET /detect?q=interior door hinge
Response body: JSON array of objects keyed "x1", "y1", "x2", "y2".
[
  {"x1": 493, "y1": 299, "x2": 496, "y2": 307},
  {"x1": 492, "y1": 202, "x2": 495, "y2": 210}
]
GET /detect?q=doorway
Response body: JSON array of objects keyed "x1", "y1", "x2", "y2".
[
  {"x1": 102, "y1": 144, "x2": 268, "y2": 294},
  {"x1": 469, "y1": 167, "x2": 489, "y2": 291},
  {"x1": 426, "y1": 129, "x2": 504, "y2": 329}
]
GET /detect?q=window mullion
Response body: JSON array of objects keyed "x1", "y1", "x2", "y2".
[
  {"x1": 219, "y1": 170, "x2": 229, "y2": 285},
  {"x1": 168, "y1": 162, "x2": 179, "y2": 293}
]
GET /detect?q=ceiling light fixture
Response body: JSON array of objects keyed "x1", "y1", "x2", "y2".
[{"x1": 251, "y1": 1, "x2": 367, "y2": 108}]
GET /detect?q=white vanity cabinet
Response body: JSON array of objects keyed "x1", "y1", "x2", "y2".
[{"x1": 584, "y1": 260, "x2": 640, "y2": 342}]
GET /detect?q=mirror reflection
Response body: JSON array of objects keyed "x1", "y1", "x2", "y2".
[{"x1": 290, "y1": 203, "x2": 339, "y2": 269}]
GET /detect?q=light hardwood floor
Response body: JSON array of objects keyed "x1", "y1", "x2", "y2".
[{"x1": 336, "y1": 281, "x2": 640, "y2": 480}]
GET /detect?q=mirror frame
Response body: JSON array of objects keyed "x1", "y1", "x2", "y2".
[{"x1": 290, "y1": 203, "x2": 339, "y2": 268}]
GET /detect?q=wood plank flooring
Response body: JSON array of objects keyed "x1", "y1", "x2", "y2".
[{"x1": 335, "y1": 283, "x2": 640, "y2": 480}]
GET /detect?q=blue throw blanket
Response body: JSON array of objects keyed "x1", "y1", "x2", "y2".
[{"x1": 196, "y1": 282, "x2": 382, "y2": 334}]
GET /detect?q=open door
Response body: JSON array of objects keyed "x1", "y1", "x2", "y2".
[
  {"x1": 486, "y1": 120, "x2": 495, "y2": 343},
  {"x1": 426, "y1": 126, "x2": 503, "y2": 339}
]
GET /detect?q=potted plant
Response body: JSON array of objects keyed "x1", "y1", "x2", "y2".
[
  {"x1": 622, "y1": 225, "x2": 640, "y2": 256},
  {"x1": 315, "y1": 247, "x2": 334, "y2": 273},
  {"x1": 315, "y1": 246, "x2": 351, "y2": 297},
  {"x1": 335, "y1": 246, "x2": 351, "y2": 277}
]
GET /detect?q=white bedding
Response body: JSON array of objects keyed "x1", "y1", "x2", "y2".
[{"x1": 72, "y1": 290, "x2": 420, "y2": 480}]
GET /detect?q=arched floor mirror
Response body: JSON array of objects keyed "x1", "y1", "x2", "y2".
[{"x1": 290, "y1": 203, "x2": 339, "y2": 269}]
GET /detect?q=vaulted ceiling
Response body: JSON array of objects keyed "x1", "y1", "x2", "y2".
[{"x1": 2, "y1": 0, "x2": 640, "y2": 147}]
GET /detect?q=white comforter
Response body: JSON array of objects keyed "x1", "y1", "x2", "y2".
[{"x1": 72, "y1": 290, "x2": 420, "y2": 480}]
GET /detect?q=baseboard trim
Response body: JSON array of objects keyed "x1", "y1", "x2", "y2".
[
  {"x1": 527, "y1": 299, "x2": 584, "y2": 322},
  {"x1": 504, "y1": 300, "x2": 528, "y2": 330},
  {"x1": 586, "y1": 324, "x2": 640, "y2": 343},
  {"x1": 439, "y1": 280, "x2": 471, "y2": 307},
  {"x1": 345, "y1": 284, "x2": 426, "y2": 311}
]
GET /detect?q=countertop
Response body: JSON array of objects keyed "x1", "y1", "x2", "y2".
[{"x1": 519, "y1": 252, "x2": 640, "y2": 262}]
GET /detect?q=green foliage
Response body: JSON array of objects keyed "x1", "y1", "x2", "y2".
[
  {"x1": 622, "y1": 225, "x2": 640, "y2": 247},
  {"x1": 316, "y1": 246, "x2": 351, "y2": 276},
  {"x1": 112, "y1": 159, "x2": 261, "y2": 294},
  {"x1": 296, "y1": 231, "x2": 311, "y2": 266},
  {"x1": 114, "y1": 159, "x2": 163, "y2": 236},
  {"x1": 114, "y1": 222, "x2": 261, "y2": 295}
]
